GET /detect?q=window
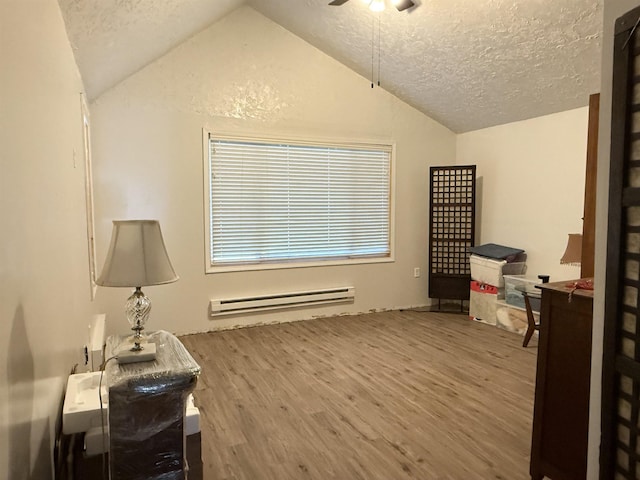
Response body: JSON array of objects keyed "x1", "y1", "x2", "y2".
[{"x1": 203, "y1": 131, "x2": 394, "y2": 272}]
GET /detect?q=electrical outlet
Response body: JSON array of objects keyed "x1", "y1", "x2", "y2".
[{"x1": 414, "y1": 267, "x2": 421, "y2": 278}]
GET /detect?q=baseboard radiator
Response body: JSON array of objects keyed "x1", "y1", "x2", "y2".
[{"x1": 209, "y1": 286, "x2": 355, "y2": 317}]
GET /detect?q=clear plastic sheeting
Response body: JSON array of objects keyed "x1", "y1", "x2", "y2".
[{"x1": 105, "y1": 330, "x2": 201, "y2": 480}]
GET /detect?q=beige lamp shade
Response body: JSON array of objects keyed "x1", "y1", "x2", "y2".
[
  {"x1": 560, "y1": 233, "x2": 583, "y2": 266},
  {"x1": 96, "y1": 220, "x2": 179, "y2": 287}
]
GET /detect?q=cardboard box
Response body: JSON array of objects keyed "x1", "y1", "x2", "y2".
[{"x1": 470, "y1": 281, "x2": 499, "y2": 325}]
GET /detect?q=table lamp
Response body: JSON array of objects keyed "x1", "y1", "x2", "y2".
[
  {"x1": 96, "y1": 220, "x2": 178, "y2": 362},
  {"x1": 560, "y1": 233, "x2": 583, "y2": 267}
]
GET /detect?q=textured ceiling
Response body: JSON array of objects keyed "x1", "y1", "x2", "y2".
[
  {"x1": 58, "y1": 0, "x2": 244, "y2": 101},
  {"x1": 59, "y1": 0, "x2": 603, "y2": 133}
]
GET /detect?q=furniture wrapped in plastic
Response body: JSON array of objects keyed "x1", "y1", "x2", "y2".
[{"x1": 105, "y1": 330, "x2": 201, "y2": 480}]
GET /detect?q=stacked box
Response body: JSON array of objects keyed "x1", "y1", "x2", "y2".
[
  {"x1": 470, "y1": 281, "x2": 499, "y2": 325},
  {"x1": 469, "y1": 255, "x2": 527, "y2": 325},
  {"x1": 503, "y1": 275, "x2": 543, "y2": 311},
  {"x1": 469, "y1": 255, "x2": 527, "y2": 288}
]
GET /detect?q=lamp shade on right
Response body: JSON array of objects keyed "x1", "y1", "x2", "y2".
[{"x1": 560, "y1": 233, "x2": 583, "y2": 267}]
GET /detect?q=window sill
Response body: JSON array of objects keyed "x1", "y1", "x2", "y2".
[{"x1": 205, "y1": 255, "x2": 394, "y2": 274}]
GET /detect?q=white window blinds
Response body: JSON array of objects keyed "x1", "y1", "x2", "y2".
[{"x1": 207, "y1": 136, "x2": 392, "y2": 267}]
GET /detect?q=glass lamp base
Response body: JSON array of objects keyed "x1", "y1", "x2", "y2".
[{"x1": 125, "y1": 287, "x2": 151, "y2": 349}]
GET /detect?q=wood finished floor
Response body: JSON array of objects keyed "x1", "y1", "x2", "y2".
[{"x1": 180, "y1": 310, "x2": 538, "y2": 480}]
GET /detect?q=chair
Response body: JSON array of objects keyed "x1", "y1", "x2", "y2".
[{"x1": 522, "y1": 292, "x2": 540, "y2": 347}]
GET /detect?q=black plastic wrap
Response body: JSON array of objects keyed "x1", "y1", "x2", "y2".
[{"x1": 105, "y1": 330, "x2": 201, "y2": 480}]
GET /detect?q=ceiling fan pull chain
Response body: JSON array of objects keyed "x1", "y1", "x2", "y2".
[
  {"x1": 371, "y1": 13, "x2": 375, "y2": 88},
  {"x1": 378, "y1": 14, "x2": 381, "y2": 87}
]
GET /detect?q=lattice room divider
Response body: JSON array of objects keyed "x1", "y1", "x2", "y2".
[
  {"x1": 603, "y1": 6, "x2": 640, "y2": 478},
  {"x1": 428, "y1": 165, "x2": 476, "y2": 310}
]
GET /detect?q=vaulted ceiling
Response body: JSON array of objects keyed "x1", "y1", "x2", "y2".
[{"x1": 58, "y1": 0, "x2": 603, "y2": 133}]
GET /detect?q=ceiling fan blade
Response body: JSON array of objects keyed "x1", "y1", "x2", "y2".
[
  {"x1": 329, "y1": 0, "x2": 350, "y2": 5},
  {"x1": 394, "y1": 0, "x2": 415, "y2": 11}
]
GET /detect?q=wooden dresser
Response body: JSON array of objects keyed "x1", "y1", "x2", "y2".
[{"x1": 530, "y1": 280, "x2": 593, "y2": 480}]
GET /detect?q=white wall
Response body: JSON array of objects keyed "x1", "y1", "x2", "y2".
[
  {"x1": 0, "y1": 0, "x2": 97, "y2": 479},
  {"x1": 90, "y1": 6, "x2": 456, "y2": 337},
  {"x1": 457, "y1": 108, "x2": 588, "y2": 281}
]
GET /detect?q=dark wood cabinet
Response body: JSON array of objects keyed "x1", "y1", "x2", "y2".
[{"x1": 530, "y1": 280, "x2": 593, "y2": 480}]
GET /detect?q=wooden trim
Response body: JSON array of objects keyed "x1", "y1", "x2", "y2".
[{"x1": 581, "y1": 93, "x2": 599, "y2": 278}]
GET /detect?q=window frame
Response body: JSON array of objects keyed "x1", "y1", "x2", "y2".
[
  {"x1": 81, "y1": 93, "x2": 97, "y2": 299},
  {"x1": 202, "y1": 129, "x2": 396, "y2": 273}
]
